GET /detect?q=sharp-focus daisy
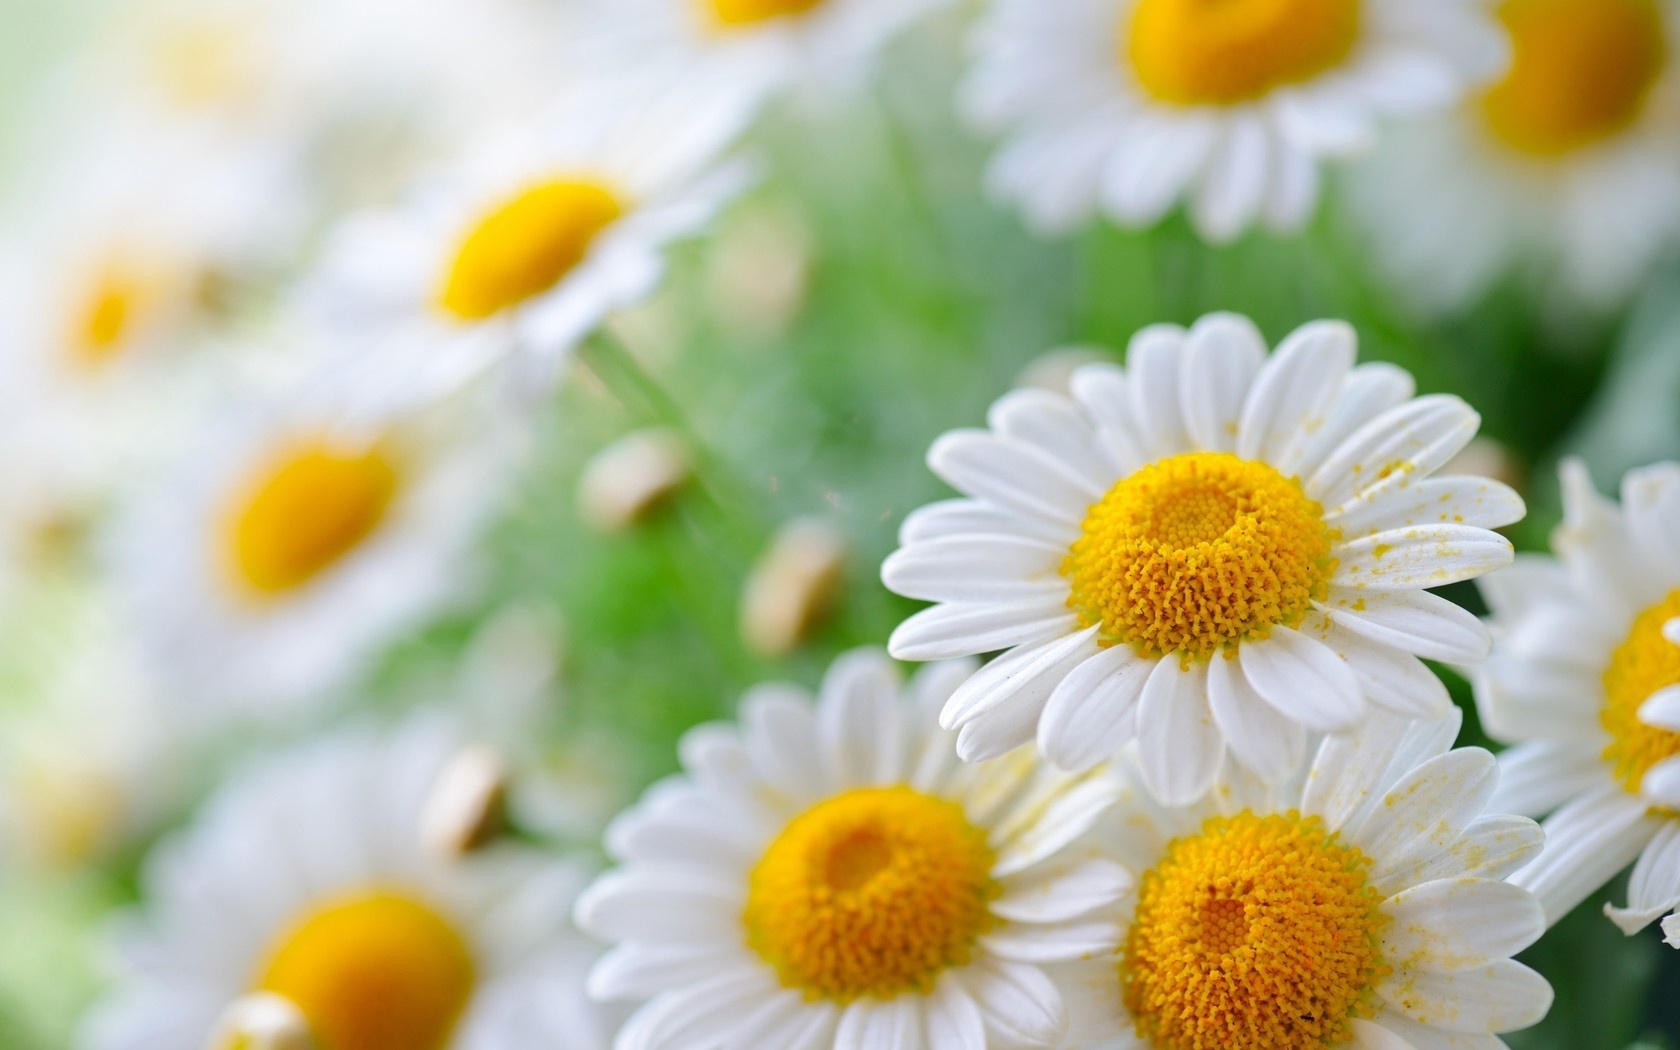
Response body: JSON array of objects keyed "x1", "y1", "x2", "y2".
[
  {"x1": 883, "y1": 312, "x2": 1525, "y2": 804},
  {"x1": 113, "y1": 376, "x2": 520, "y2": 722},
  {"x1": 963, "y1": 0, "x2": 1509, "y2": 241},
  {"x1": 301, "y1": 76, "x2": 755, "y2": 415},
  {"x1": 1474, "y1": 459, "x2": 1680, "y2": 935},
  {"x1": 78, "y1": 716, "x2": 613, "y2": 1050},
  {"x1": 1058, "y1": 709, "x2": 1553, "y2": 1049},
  {"x1": 575, "y1": 648, "x2": 1127, "y2": 1049},
  {"x1": 1348, "y1": 0, "x2": 1680, "y2": 313}
]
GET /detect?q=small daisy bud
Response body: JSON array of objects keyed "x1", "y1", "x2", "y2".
[
  {"x1": 578, "y1": 428, "x2": 691, "y2": 533},
  {"x1": 421, "y1": 745, "x2": 509, "y2": 858},
  {"x1": 741, "y1": 518, "x2": 847, "y2": 657},
  {"x1": 708, "y1": 204, "x2": 812, "y2": 341},
  {"x1": 211, "y1": 993, "x2": 316, "y2": 1050},
  {"x1": 1015, "y1": 346, "x2": 1109, "y2": 396}
]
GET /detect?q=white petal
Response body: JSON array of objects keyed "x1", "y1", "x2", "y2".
[
  {"x1": 899, "y1": 498, "x2": 1065, "y2": 546},
  {"x1": 1642, "y1": 755, "x2": 1680, "y2": 808},
  {"x1": 1556, "y1": 458, "x2": 1663, "y2": 612},
  {"x1": 1335, "y1": 627, "x2": 1454, "y2": 721},
  {"x1": 617, "y1": 970, "x2": 778, "y2": 1050},
  {"x1": 1353, "y1": 748, "x2": 1497, "y2": 884},
  {"x1": 1641, "y1": 685, "x2": 1680, "y2": 732},
  {"x1": 1621, "y1": 462, "x2": 1680, "y2": 579},
  {"x1": 1135, "y1": 658, "x2": 1223, "y2": 805},
  {"x1": 1303, "y1": 708, "x2": 1422, "y2": 831},
  {"x1": 1334, "y1": 526, "x2": 1514, "y2": 591},
  {"x1": 818, "y1": 649, "x2": 904, "y2": 788},
  {"x1": 1206, "y1": 653, "x2": 1305, "y2": 782},
  {"x1": 1125, "y1": 324, "x2": 1190, "y2": 457},
  {"x1": 1381, "y1": 878, "x2": 1544, "y2": 971},
  {"x1": 1664, "y1": 912, "x2": 1680, "y2": 948},
  {"x1": 1309, "y1": 396, "x2": 1480, "y2": 512},
  {"x1": 1038, "y1": 645, "x2": 1152, "y2": 772},
  {"x1": 1479, "y1": 555, "x2": 1571, "y2": 620},
  {"x1": 940, "y1": 628, "x2": 1100, "y2": 731},
  {"x1": 1236, "y1": 319, "x2": 1355, "y2": 470},
  {"x1": 1513, "y1": 786, "x2": 1660, "y2": 924},
  {"x1": 979, "y1": 919, "x2": 1123, "y2": 964},
  {"x1": 1331, "y1": 476, "x2": 1526, "y2": 537},
  {"x1": 961, "y1": 960, "x2": 1067, "y2": 1049},
  {"x1": 988, "y1": 389, "x2": 1116, "y2": 489},
  {"x1": 925, "y1": 975, "x2": 986, "y2": 1050},
  {"x1": 890, "y1": 601, "x2": 1080, "y2": 662},
  {"x1": 1606, "y1": 822, "x2": 1680, "y2": 934},
  {"x1": 1190, "y1": 117, "x2": 1269, "y2": 243},
  {"x1": 836, "y1": 998, "x2": 920, "y2": 1050},
  {"x1": 991, "y1": 773, "x2": 1125, "y2": 878},
  {"x1": 1318, "y1": 590, "x2": 1491, "y2": 663},
  {"x1": 1068, "y1": 364, "x2": 1151, "y2": 475},
  {"x1": 1489, "y1": 741, "x2": 1605, "y2": 818},
  {"x1": 882, "y1": 536, "x2": 1066, "y2": 603},
  {"x1": 1376, "y1": 959, "x2": 1552, "y2": 1034},
  {"x1": 1294, "y1": 363, "x2": 1416, "y2": 480},
  {"x1": 929, "y1": 430, "x2": 1094, "y2": 525},
  {"x1": 741, "y1": 686, "x2": 827, "y2": 804},
  {"x1": 574, "y1": 867, "x2": 743, "y2": 943},
  {"x1": 1238, "y1": 626, "x2": 1365, "y2": 733},
  {"x1": 1178, "y1": 313, "x2": 1265, "y2": 452},
  {"x1": 1348, "y1": 1018, "x2": 1417, "y2": 1050},
  {"x1": 1381, "y1": 814, "x2": 1545, "y2": 893},
  {"x1": 588, "y1": 942, "x2": 729, "y2": 1000},
  {"x1": 993, "y1": 858, "x2": 1134, "y2": 924}
]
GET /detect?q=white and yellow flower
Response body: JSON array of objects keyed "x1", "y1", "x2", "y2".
[
  {"x1": 883, "y1": 313, "x2": 1524, "y2": 804},
  {"x1": 963, "y1": 0, "x2": 1508, "y2": 241},
  {"x1": 1061, "y1": 709, "x2": 1553, "y2": 1049},
  {"x1": 1474, "y1": 459, "x2": 1680, "y2": 935},
  {"x1": 77, "y1": 716, "x2": 612, "y2": 1050},
  {"x1": 575, "y1": 648, "x2": 1127, "y2": 1049},
  {"x1": 1348, "y1": 0, "x2": 1680, "y2": 313}
]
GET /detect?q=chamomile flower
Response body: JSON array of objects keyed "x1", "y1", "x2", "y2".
[
  {"x1": 575, "y1": 649, "x2": 1127, "y2": 1050},
  {"x1": 78, "y1": 717, "x2": 612, "y2": 1050},
  {"x1": 1474, "y1": 459, "x2": 1680, "y2": 935},
  {"x1": 1348, "y1": 0, "x2": 1680, "y2": 313},
  {"x1": 963, "y1": 0, "x2": 1509, "y2": 241},
  {"x1": 883, "y1": 313, "x2": 1524, "y2": 804},
  {"x1": 1061, "y1": 710, "x2": 1553, "y2": 1049},
  {"x1": 114, "y1": 375, "x2": 520, "y2": 722}
]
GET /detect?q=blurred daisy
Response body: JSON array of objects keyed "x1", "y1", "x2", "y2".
[
  {"x1": 78, "y1": 717, "x2": 613, "y2": 1050},
  {"x1": 114, "y1": 375, "x2": 520, "y2": 722},
  {"x1": 883, "y1": 313, "x2": 1523, "y2": 803},
  {"x1": 1062, "y1": 710, "x2": 1552, "y2": 1049},
  {"x1": 575, "y1": 649, "x2": 1127, "y2": 1049},
  {"x1": 1349, "y1": 0, "x2": 1680, "y2": 313},
  {"x1": 1475, "y1": 460, "x2": 1680, "y2": 934},
  {"x1": 963, "y1": 0, "x2": 1508, "y2": 241},
  {"x1": 303, "y1": 78, "x2": 755, "y2": 414}
]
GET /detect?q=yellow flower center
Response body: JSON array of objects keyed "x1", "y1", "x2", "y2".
[
  {"x1": 1063, "y1": 452, "x2": 1335, "y2": 660},
  {"x1": 1602, "y1": 588, "x2": 1680, "y2": 795},
  {"x1": 69, "y1": 264, "x2": 149, "y2": 369},
  {"x1": 1122, "y1": 811, "x2": 1389, "y2": 1050},
  {"x1": 155, "y1": 24, "x2": 253, "y2": 110},
  {"x1": 438, "y1": 179, "x2": 624, "y2": 321},
  {"x1": 704, "y1": 0, "x2": 826, "y2": 29},
  {"x1": 1481, "y1": 0, "x2": 1668, "y2": 157},
  {"x1": 223, "y1": 441, "x2": 400, "y2": 597},
  {"x1": 256, "y1": 893, "x2": 476, "y2": 1050},
  {"x1": 743, "y1": 786, "x2": 997, "y2": 1002},
  {"x1": 1127, "y1": 0, "x2": 1363, "y2": 106}
]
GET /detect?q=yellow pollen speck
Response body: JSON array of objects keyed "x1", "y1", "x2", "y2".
[
  {"x1": 1127, "y1": 0, "x2": 1363, "y2": 106},
  {"x1": 1063, "y1": 452, "x2": 1336, "y2": 660},
  {"x1": 1602, "y1": 588, "x2": 1680, "y2": 794},
  {"x1": 1121, "y1": 810, "x2": 1390, "y2": 1050},
  {"x1": 223, "y1": 440, "x2": 399, "y2": 597},
  {"x1": 257, "y1": 893, "x2": 476, "y2": 1050},
  {"x1": 1482, "y1": 0, "x2": 1668, "y2": 157},
  {"x1": 438, "y1": 179, "x2": 624, "y2": 321},
  {"x1": 743, "y1": 786, "x2": 997, "y2": 1002},
  {"x1": 705, "y1": 0, "x2": 826, "y2": 28}
]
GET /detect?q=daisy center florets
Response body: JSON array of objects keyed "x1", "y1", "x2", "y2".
[
  {"x1": 705, "y1": 0, "x2": 825, "y2": 28},
  {"x1": 255, "y1": 893, "x2": 476, "y2": 1050},
  {"x1": 1601, "y1": 588, "x2": 1680, "y2": 795},
  {"x1": 1122, "y1": 811, "x2": 1388, "y2": 1050},
  {"x1": 1063, "y1": 452, "x2": 1335, "y2": 660},
  {"x1": 743, "y1": 786, "x2": 997, "y2": 1002},
  {"x1": 70, "y1": 262, "x2": 149, "y2": 369},
  {"x1": 224, "y1": 440, "x2": 399, "y2": 596},
  {"x1": 1481, "y1": 0, "x2": 1668, "y2": 157},
  {"x1": 1126, "y1": 0, "x2": 1363, "y2": 106},
  {"x1": 438, "y1": 179, "x2": 624, "y2": 321}
]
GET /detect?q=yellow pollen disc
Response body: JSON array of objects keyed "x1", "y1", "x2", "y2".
[
  {"x1": 223, "y1": 441, "x2": 400, "y2": 596},
  {"x1": 1602, "y1": 588, "x2": 1680, "y2": 795},
  {"x1": 257, "y1": 893, "x2": 476, "y2": 1050},
  {"x1": 438, "y1": 179, "x2": 624, "y2": 321},
  {"x1": 155, "y1": 24, "x2": 252, "y2": 109},
  {"x1": 705, "y1": 0, "x2": 826, "y2": 28},
  {"x1": 1127, "y1": 0, "x2": 1363, "y2": 106},
  {"x1": 743, "y1": 786, "x2": 997, "y2": 1002},
  {"x1": 70, "y1": 265, "x2": 148, "y2": 369},
  {"x1": 1063, "y1": 452, "x2": 1335, "y2": 660},
  {"x1": 1121, "y1": 811, "x2": 1389, "y2": 1050},
  {"x1": 1482, "y1": 0, "x2": 1668, "y2": 157}
]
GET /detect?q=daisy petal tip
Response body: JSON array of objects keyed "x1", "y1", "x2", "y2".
[
  {"x1": 1662, "y1": 912, "x2": 1680, "y2": 948},
  {"x1": 1663, "y1": 618, "x2": 1680, "y2": 646}
]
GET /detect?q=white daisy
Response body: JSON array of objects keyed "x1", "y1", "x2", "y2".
[
  {"x1": 1058, "y1": 709, "x2": 1553, "y2": 1049},
  {"x1": 1474, "y1": 459, "x2": 1680, "y2": 936},
  {"x1": 1347, "y1": 0, "x2": 1680, "y2": 314},
  {"x1": 112, "y1": 373, "x2": 521, "y2": 723},
  {"x1": 962, "y1": 0, "x2": 1508, "y2": 241},
  {"x1": 300, "y1": 75, "x2": 755, "y2": 416},
  {"x1": 882, "y1": 312, "x2": 1525, "y2": 804},
  {"x1": 77, "y1": 716, "x2": 613, "y2": 1050},
  {"x1": 574, "y1": 648, "x2": 1127, "y2": 1050}
]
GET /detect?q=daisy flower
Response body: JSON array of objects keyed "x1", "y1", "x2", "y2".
[
  {"x1": 77, "y1": 716, "x2": 613, "y2": 1050},
  {"x1": 1348, "y1": 0, "x2": 1680, "y2": 313},
  {"x1": 1474, "y1": 459, "x2": 1680, "y2": 935},
  {"x1": 113, "y1": 373, "x2": 520, "y2": 723},
  {"x1": 882, "y1": 312, "x2": 1525, "y2": 804},
  {"x1": 575, "y1": 648, "x2": 1127, "y2": 1049},
  {"x1": 1060, "y1": 709, "x2": 1553, "y2": 1049},
  {"x1": 962, "y1": 0, "x2": 1509, "y2": 241}
]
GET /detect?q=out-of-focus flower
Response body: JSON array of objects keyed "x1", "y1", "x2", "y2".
[
  {"x1": 112, "y1": 374, "x2": 521, "y2": 723},
  {"x1": 78, "y1": 716, "x2": 614, "y2": 1050},
  {"x1": 705, "y1": 201, "x2": 814, "y2": 342},
  {"x1": 1349, "y1": 0, "x2": 1680, "y2": 314},
  {"x1": 963, "y1": 0, "x2": 1508, "y2": 241},
  {"x1": 1062, "y1": 710, "x2": 1551, "y2": 1049},
  {"x1": 1474, "y1": 460, "x2": 1680, "y2": 934},
  {"x1": 575, "y1": 650, "x2": 1126, "y2": 1050},
  {"x1": 883, "y1": 313, "x2": 1524, "y2": 803},
  {"x1": 739, "y1": 516, "x2": 848, "y2": 656},
  {"x1": 578, "y1": 428, "x2": 692, "y2": 533}
]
